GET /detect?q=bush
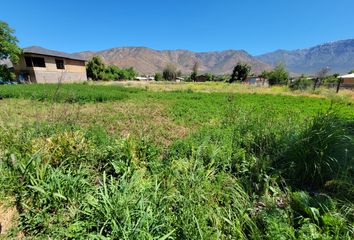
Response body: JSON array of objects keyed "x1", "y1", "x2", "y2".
[
  {"x1": 267, "y1": 63, "x2": 289, "y2": 86},
  {"x1": 154, "y1": 72, "x2": 163, "y2": 81},
  {"x1": 289, "y1": 75, "x2": 313, "y2": 91}
]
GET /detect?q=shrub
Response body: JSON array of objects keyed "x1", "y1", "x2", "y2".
[
  {"x1": 154, "y1": 72, "x2": 163, "y2": 81},
  {"x1": 289, "y1": 75, "x2": 313, "y2": 91},
  {"x1": 276, "y1": 112, "x2": 353, "y2": 189}
]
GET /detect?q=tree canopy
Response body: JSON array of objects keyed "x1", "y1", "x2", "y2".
[
  {"x1": 163, "y1": 64, "x2": 178, "y2": 81},
  {"x1": 86, "y1": 56, "x2": 137, "y2": 80},
  {"x1": 230, "y1": 62, "x2": 251, "y2": 83},
  {"x1": 191, "y1": 62, "x2": 199, "y2": 81},
  {"x1": 86, "y1": 56, "x2": 106, "y2": 80},
  {"x1": 266, "y1": 62, "x2": 289, "y2": 85},
  {"x1": 0, "y1": 21, "x2": 22, "y2": 80}
]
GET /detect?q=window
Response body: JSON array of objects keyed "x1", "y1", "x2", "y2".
[
  {"x1": 32, "y1": 57, "x2": 46, "y2": 67},
  {"x1": 25, "y1": 57, "x2": 33, "y2": 67},
  {"x1": 55, "y1": 59, "x2": 65, "y2": 69}
]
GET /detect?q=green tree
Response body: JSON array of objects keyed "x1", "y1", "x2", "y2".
[
  {"x1": 0, "y1": 21, "x2": 22, "y2": 80},
  {"x1": 86, "y1": 56, "x2": 106, "y2": 80},
  {"x1": 154, "y1": 72, "x2": 163, "y2": 81},
  {"x1": 267, "y1": 62, "x2": 289, "y2": 85},
  {"x1": 162, "y1": 64, "x2": 177, "y2": 81},
  {"x1": 205, "y1": 73, "x2": 214, "y2": 81},
  {"x1": 104, "y1": 64, "x2": 120, "y2": 80},
  {"x1": 348, "y1": 70, "x2": 354, "y2": 74},
  {"x1": 230, "y1": 62, "x2": 251, "y2": 83},
  {"x1": 191, "y1": 62, "x2": 199, "y2": 81}
]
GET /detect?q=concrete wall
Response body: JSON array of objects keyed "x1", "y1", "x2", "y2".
[{"x1": 14, "y1": 54, "x2": 87, "y2": 83}]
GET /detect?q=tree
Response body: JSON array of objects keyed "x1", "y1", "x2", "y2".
[
  {"x1": 267, "y1": 62, "x2": 289, "y2": 86},
  {"x1": 86, "y1": 56, "x2": 106, "y2": 80},
  {"x1": 230, "y1": 62, "x2": 251, "y2": 83},
  {"x1": 348, "y1": 70, "x2": 354, "y2": 74},
  {"x1": 162, "y1": 64, "x2": 177, "y2": 81},
  {"x1": 0, "y1": 21, "x2": 22, "y2": 80},
  {"x1": 154, "y1": 72, "x2": 163, "y2": 81},
  {"x1": 191, "y1": 62, "x2": 199, "y2": 81}
]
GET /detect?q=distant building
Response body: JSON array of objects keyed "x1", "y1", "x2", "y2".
[
  {"x1": 13, "y1": 46, "x2": 87, "y2": 83},
  {"x1": 245, "y1": 77, "x2": 269, "y2": 86},
  {"x1": 195, "y1": 75, "x2": 208, "y2": 82},
  {"x1": 338, "y1": 73, "x2": 354, "y2": 88}
]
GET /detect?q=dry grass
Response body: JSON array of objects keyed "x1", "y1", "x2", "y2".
[
  {"x1": 98, "y1": 81, "x2": 354, "y2": 101},
  {"x1": 0, "y1": 99, "x2": 189, "y2": 146}
]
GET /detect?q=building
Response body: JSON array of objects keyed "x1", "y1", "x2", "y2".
[
  {"x1": 195, "y1": 75, "x2": 208, "y2": 82},
  {"x1": 245, "y1": 77, "x2": 269, "y2": 87},
  {"x1": 338, "y1": 73, "x2": 354, "y2": 88},
  {"x1": 13, "y1": 46, "x2": 87, "y2": 83}
]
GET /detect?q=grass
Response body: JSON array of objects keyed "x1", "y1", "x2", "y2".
[{"x1": 0, "y1": 82, "x2": 353, "y2": 239}]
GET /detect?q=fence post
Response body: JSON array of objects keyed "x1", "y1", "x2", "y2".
[{"x1": 336, "y1": 78, "x2": 342, "y2": 93}]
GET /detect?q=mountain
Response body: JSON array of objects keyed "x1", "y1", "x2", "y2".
[
  {"x1": 77, "y1": 47, "x2": 271, "y2": 75},
  {"x1": 257, "y1": 39, "x2": 354, "y2": 74},
  {"x1": 76, "y1": 39, "x2": 354, "y2": 75}
]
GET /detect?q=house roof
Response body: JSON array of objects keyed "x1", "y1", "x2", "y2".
[
  {"x1": 23, "y1": 46, "x2": 86, "y2": 61},
  {"x1": 338, "y1": 73, "x2": 354, "y2": 79}
]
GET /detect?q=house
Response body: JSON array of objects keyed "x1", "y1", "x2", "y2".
[
  {"x1": 245, "y1": 77, "x2": 269, "y2": 87},
  {"x1": 195, "y1": 75, "x2": 208, "y2": 82},
  {"x1": 13, "y1": 46, "x2": 87, "y2": 83},
  {"x1": 338, "y1": 73, "x2": 354, "y2": 88}
]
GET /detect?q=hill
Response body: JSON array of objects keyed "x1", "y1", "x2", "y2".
[
  {"x1": 77, "y1": 47, "x2": 271, "y2": 75},
  {"x1": 257, "y1": 39, "x2": 354, "y2": 74}
]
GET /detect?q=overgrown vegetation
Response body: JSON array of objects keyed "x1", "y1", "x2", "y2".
[
  {"x1": 0, "y1": 21, "x2": 22, "y2": 80},
  {"x1": 0, "y1": 83, "x2": 353, "y2": 239},
  {"x1": 86, "y1": 56, "x2": 137, "y2": 81}
]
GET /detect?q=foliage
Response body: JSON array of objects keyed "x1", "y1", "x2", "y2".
[
  {"x1": 86, "y1": 56, "x2": 137, "y2": 80},
  {"x1": 86, "y1": 56, "x2": 106, "y2": 80},
  {"x1": 230, "y1": 62, "x2": 251, "y2": 83},
  {"x1": 266, "y1": 62, "x2": 289, "y2": 86},
  {"x1": 163, "y1": 63, "x2": 178, "y2": 81},
  {"x1": 0, "y1": 21, "x2": 22, "y2": 80},
  {"x1": 190, "y1": 62, "x2": 199, "y2": 81},
  {"x1": 276, "y1": 111, "x2": 353, "y2": 189},
  {"x1": 104, "y1": 65, "x2": 137, "y2": 80},
  {"x1": 0, "y1": 64, "x2": 16, "y2": 80},
  {"x1": 0, "y1": 21, "x2": 22, "y2": 63},
  {"x1": 154, "y1": 72, "x2": 163, "y2": 81},
  {"x1": 348, "y1": 70, "x2": 354, "y2": 74},
  {"x1": 289, "y1": 75, "x2": 312, "y2": 91}
]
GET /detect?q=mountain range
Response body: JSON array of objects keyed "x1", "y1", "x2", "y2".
[{"x1": 74, "y1": 39, "x2": 353, "y2": 75}]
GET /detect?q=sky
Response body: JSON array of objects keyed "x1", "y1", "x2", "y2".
[{"x1": 1, "y1": 0, "x2": 354, "y2": 55}]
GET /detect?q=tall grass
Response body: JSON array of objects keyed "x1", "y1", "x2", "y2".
[{"x1": 0, "y1": 86, "x2": 353, "y2": 239}]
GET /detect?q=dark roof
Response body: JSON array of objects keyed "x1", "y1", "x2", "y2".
[{"x1": 23, "y1": 46, "x2": 86, "y2": 61}]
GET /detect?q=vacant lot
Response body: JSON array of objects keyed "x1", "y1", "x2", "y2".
[{"x1": 0, "y1": 83, "x2": 353, "y2": 239}]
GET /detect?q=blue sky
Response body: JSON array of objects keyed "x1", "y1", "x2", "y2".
[{"x1": 1, "y1": 0, "x2": 353, "y2": 55}]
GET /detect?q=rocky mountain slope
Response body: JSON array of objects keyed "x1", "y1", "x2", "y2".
[
  {"x1": 77, "y1": 47, "x2": 271, "y2": 75},
  {"x1": 257, "y1": 39, "x2": 354, "y2": 74}
]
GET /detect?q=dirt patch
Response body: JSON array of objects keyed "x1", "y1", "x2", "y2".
[{"x1": 0, "y1": 201, "x2": 17, "y2": 236}]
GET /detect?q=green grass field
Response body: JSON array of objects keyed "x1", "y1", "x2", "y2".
[{"x1": 0, "y1": 83, "x2": 353, "y2": 239}]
